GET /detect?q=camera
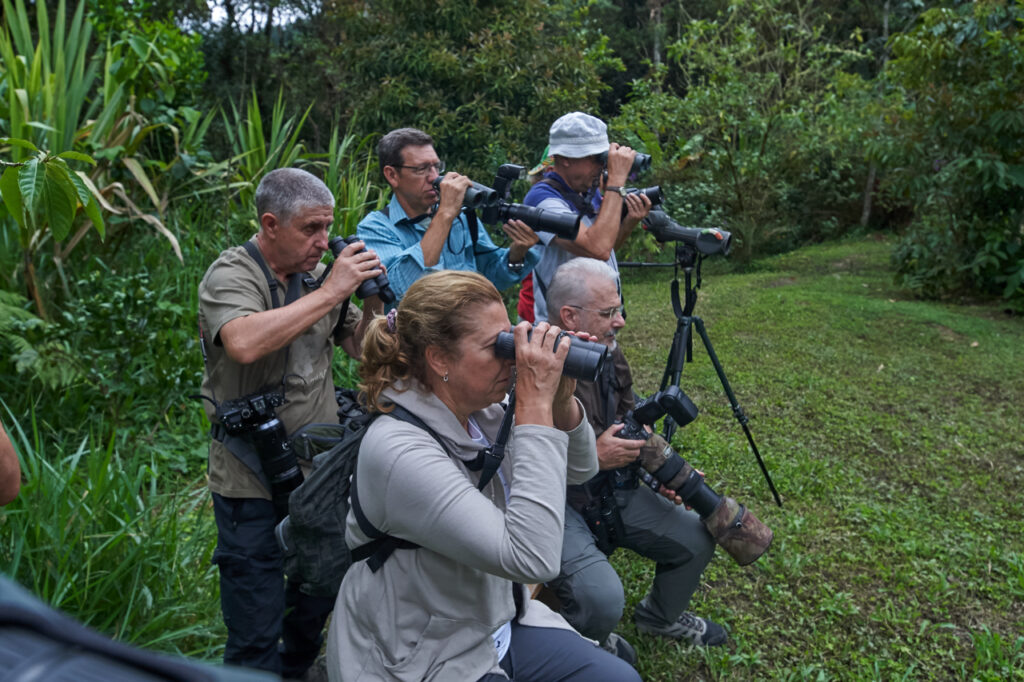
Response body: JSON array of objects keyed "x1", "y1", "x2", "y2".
[
  {"x1": 494, "y1": 328, "x2": 608, "y2": 382},
  {"x1": 434, "y1": 167, "x2": 581, "y2": 240},
  {"x1": 597, "y1": 150, "x2": 652, "y2": 176},
  {"x1": 618, "y1": 185, "x2": 664, "y2": 218},
  {"x1": 216, "y1": 389, "x2": 303, "y2": 522},
  {"x1": 643, "y1": 210, "x2": 732, "y2": 257},
  {"x1": 327, "y1": 236, "x2": 396, "y2": 304},
  {"x1": 617, "y1": 386, "x2": 773, "y2": 565}
]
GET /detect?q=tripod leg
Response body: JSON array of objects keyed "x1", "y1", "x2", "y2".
[
  {"x1": 691, "y1": 318, "x2": 782, "y2": 507},
  {"x1": 659, "y1": 316, "x2": 693, "y2": 397}
]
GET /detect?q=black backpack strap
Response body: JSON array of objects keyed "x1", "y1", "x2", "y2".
[
  {"x1": 540, "y1": 176, "x2": 597, "y2": 219},
  {"x1": 348, "y1": 405, "x2": 449, "y2": 572},
  {"x1": 466, "y1": 208, "x2": 479, "y2": 246},
  {"x1": 242, "y1": 240, "x2": 282, "y2": 309}
]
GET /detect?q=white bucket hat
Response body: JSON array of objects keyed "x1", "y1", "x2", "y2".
[{"x1": 548, "y1": 112, "x2": 608, "y2": 159}]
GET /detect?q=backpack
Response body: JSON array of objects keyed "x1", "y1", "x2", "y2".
[
  {"x1": 276, "y1": 391, "x2": 515, "y2": 598},
  {"x1": 275, "y1": 402, "x2": 445, "y2": 598}
]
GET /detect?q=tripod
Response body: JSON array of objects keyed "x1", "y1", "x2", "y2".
[{"x1": 659, "y1": 243, "x2": 783, "y2": 507}]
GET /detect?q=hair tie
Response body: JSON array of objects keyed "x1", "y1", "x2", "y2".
[{"x1": 385, "y1": 308, "x2": 398, "y2": 333}]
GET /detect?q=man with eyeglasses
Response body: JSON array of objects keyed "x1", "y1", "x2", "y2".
[
  {"x1": 543, "y1": 257, "x2": 726, "y2": 661},
  {"x1": 357, "y1": 127, "x2": 540, "y2": 303},
  {"x1": 519, "y1": 112, "x2": 652, "y2": 323}
]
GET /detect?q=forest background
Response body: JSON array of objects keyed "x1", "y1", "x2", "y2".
[{"x1": 0, "y1": 0, "x2": 1022, "y2": 680}]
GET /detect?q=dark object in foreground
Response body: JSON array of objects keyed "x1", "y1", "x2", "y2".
[
  {"x1": 0, "y1": 575, "x2": 275, "y2": 681},
  {"x1": 494, "y1": 329, "x2": 608, "y2": 383},
  {"x1": 618, "y1": 386, "x2": 774, "y2": 566}
]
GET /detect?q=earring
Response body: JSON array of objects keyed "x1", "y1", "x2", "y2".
[{"x1": 443, "y1": 371, "x2": 449, "y2": 383}]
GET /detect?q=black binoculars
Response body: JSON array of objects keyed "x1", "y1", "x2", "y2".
[{"x1": 494, "y1": 329, "x2": 608, "y2": 382}]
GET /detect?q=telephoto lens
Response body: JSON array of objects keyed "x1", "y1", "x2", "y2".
[
  {"x1": 328, "y1": 236, "x2": 396, "y2": 304},
  {"x1": 617, "y1": 387, "x2": 773, "y2": 565},
  {"x1": 494, "y1": 329, "x2": 608, "y2": 382},
  {"x1": 252, "y1": 417, "x2": 303, "y2": 522}
]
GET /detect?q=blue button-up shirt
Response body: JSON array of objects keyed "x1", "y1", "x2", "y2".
[{"x1": 356, "y1": 194, "x2": 540, "y2": 305}]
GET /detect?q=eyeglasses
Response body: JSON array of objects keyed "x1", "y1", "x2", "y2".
[
  {"x1": 568, "y1": 304, "x2": 623, "y2": 320},
  {"x1": 391, "y1": 161, "x2": 445, "y2": 176}
]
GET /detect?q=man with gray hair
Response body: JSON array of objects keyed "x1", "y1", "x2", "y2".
[
  {"x1": 546, "y1": 257, "x2": 726, "y2": 656},
  {"x1": 198, "y1": 167, "x2": 384, "y2": 679},
  {"x1": 518, "y1": 111, "x2": 652, "y2": 323}
]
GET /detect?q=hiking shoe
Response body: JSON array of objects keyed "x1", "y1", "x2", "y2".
[
  {"x1": 601, "y1": 632, "x2": 638, "y2": 666},
  {"x1": 634, "y1": 600, "x2": 728, "y2": 647}
]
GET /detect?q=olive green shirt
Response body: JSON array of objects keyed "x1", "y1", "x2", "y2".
[{"x1": 198, "y1": 237, "x2": 361, "y2": 499}]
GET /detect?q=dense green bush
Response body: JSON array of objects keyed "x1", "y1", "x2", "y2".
[
  {"x1": 285, "y1": 0, "x2": 616, "y2": 179},
  {"x1": 878, "y1": 1, "x2": 1024, "y2": 311},
  {"x1": 611, "y1": 0, "x2": 873, "y2": 262}
]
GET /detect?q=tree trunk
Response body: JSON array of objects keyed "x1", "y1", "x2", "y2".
[{"x1": 860, "y1": 0, "x2": 890, "y2": 229}]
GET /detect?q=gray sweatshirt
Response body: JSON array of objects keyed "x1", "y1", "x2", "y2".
[{"x1": 327, "y1": 379, "x2": 598, "y2": 681}]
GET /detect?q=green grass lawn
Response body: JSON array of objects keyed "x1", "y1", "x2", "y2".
[{"x1": 611, "y1": 235, "x2": 1024, "y2": 680}]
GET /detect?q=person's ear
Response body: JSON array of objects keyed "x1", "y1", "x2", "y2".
[
  {"x1": 559, "y1": 305, "x2": 580, "y2": 332},
  {"x1": 382, "y1": 165, "x2": 400, "y2": 189},
  {"x1": 260, "y1": 212, "x2": 279, "y2": 237},
  {"x1": 424, "y1": 345, "x2": 448, "y2": 382}
]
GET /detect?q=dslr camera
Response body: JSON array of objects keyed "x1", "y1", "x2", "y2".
[
  {"x1": 618, "y1": 386, "x2": 773, "y2": 565},
  {"x1": 216, "y1": 389, "x2": 302, "y2": 521}
]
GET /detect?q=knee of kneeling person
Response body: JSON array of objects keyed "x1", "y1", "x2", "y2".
[{"x1": 564, "y1": 575, "x2": 625, "y2": 641}]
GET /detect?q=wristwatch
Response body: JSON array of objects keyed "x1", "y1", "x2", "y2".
[
  {"x1": 507, "y1": 257, "x2": 526, "y2": 273},
  {"x1": 605, "y1": 185, "x2": 628, "y2": 197}
]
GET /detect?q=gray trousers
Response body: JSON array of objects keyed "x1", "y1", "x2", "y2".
[{"x1": 548, "y1": 485, "x2": 716, "y2": 643}]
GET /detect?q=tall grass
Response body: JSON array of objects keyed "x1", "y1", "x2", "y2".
[{"x1": 0, "y1": 402, "x2": 222, "y2": 657}]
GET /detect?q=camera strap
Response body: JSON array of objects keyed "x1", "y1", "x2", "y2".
[{"x1": 463, "y1": 390, "x2": 516, "y2": 491}]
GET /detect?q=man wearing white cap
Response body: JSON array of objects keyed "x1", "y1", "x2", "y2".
[{"x1": 519, "y1": 112, "x2": 652, "y2": 323}]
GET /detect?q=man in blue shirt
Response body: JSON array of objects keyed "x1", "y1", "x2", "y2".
[
  {"x1": 520, "y1": 112, "x2": 652, "y2": 322},
  {"x1": 357, "y1": 128, "x2": 540, "y2": 303}
]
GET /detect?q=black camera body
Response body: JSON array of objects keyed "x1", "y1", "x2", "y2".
[
  {"x1": 327, "y1": 236, "x2": 396, "y2": 303},
  {"x1": 494, "y1": 329, "x2": 608, "y2": 382},
  {"x1": 216, "y1": 389, "x2": 303, "y2": 521},
  {"x1": 434, "y1": 166, "x2": 581, "y2": 240},
  {"x1": 618, "y1": 185, "x2": 664, "y2": 219},
  {"x1": 615, "y1": 386, "x2": 773, "y2": 566},
  {"x1": 216, "y1": 390, "x2": 287, "y2": 436}
]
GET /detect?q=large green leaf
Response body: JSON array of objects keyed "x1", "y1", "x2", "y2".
[
  {"x1": 17, "y1": 157, "x2": 44, "y2": 211},
  {"x1": 66, "y1": 167, "x2": 92, "y2": 205},
  {"x1": 56, "y1": 150, "x2": 96, "y2": 165},
  {"x1": 0, "y1": 137, "x2": 40, "y2": 152},
  {"x1": 41, "y1": 160, "x2": 79, "y2": 241},
  {"x1": 82, "y1": 194, "x2": 105, "y2": 240},
  {"x1": 0, "y1": 165, "x2": 26, "y2": 229},
  {"x1": 67, "y1": 168, "x2": 106, "y2": 240}
]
